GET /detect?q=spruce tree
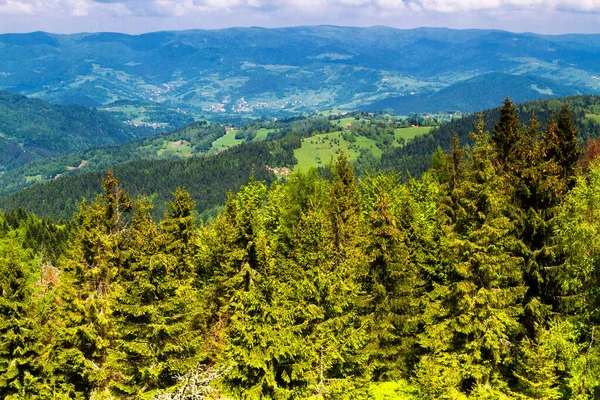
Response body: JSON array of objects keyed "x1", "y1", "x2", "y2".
[
  {"x1": 48, "y1": 172, "x2": 131, "y2": 398},
  {"x1": 205, "y1": 181, "x2": 303, "y2": 398},
  {"x1": 275, "y1": 157, "x2": 371, "y2": 397},
  {"x1": 551, "y1": 164, "x2": 600, "y2": 397},
  {"x1": 492, "y1": 98, "x2": 522, "y2": 169},
  {"x1": 359, "y1": 173, "x2": 420, "y2": 380},
  {"x1": 111, "y1": 191, "x2": 201, "y2": 396},
  {"x1": 0, "y1": 237, "x2": 49, "y2": 399},
  {"x1": 416, "y1": 119, "x2": 526, "y2": 398},
  {"x1": 554, "y1": 104, "x2": 582, "y2": 188}
]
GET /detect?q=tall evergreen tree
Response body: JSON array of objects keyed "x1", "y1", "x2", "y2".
[
  {"x1": 111, "y1": 191, "x2": 201, "y2": 396},
  {"x1": 416, "y1": 120, "x2": 526, "y2": 398},
  {"x1": 218, "y1": 181, "x2": 308, "y2": 399},
  {"x1": 0, "y1": 236, "x2": 49, "y2": 399},
  {"x1": 553, "y1": 104, "x2": 582, "y2": 189},
  {"x1": 492, "y1": 98, "x2": 522, "y2": 169},
  {"x1": 48, "y1": 172, "x2": 131, "y2": 398},
  {"x1": 359, "y1": 173, "x2": 421, "y2": 380}
]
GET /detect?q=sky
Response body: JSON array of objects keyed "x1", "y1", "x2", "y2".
[{"x1": 0, "y1": 0, "x2": 599, "y2": 35}]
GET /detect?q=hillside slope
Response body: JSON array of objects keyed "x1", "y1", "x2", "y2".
[
  {"x1": 0, "y1": 91, "x2": 155, "y2": 171},
  {"x1": 2, "y1": 27, "x2": 600, "y2": 114},
  {"x1": 365, "y1": 73, "x2": 586, "y2": 114},
  {"x1": 0, "y1": 136, "x2": 301, "y2": 220},
  {"x1": 379, "y1": 95, "x2": 600, "y2": 176},
  {"x1": 0, "y1": 122, "x2": 225, "y2": 195}
]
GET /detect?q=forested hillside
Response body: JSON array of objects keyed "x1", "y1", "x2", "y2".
[
  {"x1": 0, "y1": 91, "x2": 155, "y2": 171},
  {"x1": 365, "y1": 73, "x2": 585, "y2": 114},
  {"x1": 0, "y1": 135, "x2": 299, "y2": 220},
  {"x1": 0, "y1": 122, "x2": 226, "y2": 195},
  {"x1": 4, "y1": 96, "x2": 600, "y2": 221},
  {"x1": 2, "y1": 27, "x2": 600, "y2": 115},
  {"x1": 380, "y1": 95, "x2": 600, "y2": 176},
  {"x1": 0, "y1": 112, "x2": 423, "y2": 216},
  {"x1": 2, "y1": 99, "x2": 600, "y2": 398}
]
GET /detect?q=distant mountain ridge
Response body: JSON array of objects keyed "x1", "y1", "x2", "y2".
[
  {"x1": 365, "y1": 73, "x2": 586, "y2": 114},
  {"x1": 2, "y1": 26, "x2": 600, "y2": 114}
]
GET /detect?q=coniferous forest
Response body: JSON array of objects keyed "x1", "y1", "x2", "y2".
[{"x1": 2, "y1": 100, "x2": 600, "y2": 399}]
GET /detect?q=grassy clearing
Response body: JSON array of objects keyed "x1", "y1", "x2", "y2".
[
  {"x1": 253, "y1": 128, "x2": 274, "y2": 142},
  {"x1": 210, "y1": 128, "x2": 275, "y2": 151},
  {"x1": 157, "y1": 140, "x2": 193, "y2": 158},
  {"x1": 394, "y1": 126, "x2": 433, "y2": 141},
  {"x1": 212, "y1": 129, "x2": 244, "y2": 151},
  {"x1": 294, "y1": 132, "x2": 380, "y2": 170},
  {"x1": 318, "y1": 109, "x2": 349, "y2": 117},
  {"x1": 103, "y1": 104, "x2": 147, "y2": 123},
  {"x1": 586, "y1": 114, "x2": 600, "y2": 124},
  {"x1": 368, "y1": 380, "x2": 419, "y2": 399},
  {"x1": 25, "y1": 175, "x2": 43, "y2": 184},
  {"x1": 332, "y1": 117, "x2": 367, "y2": 128}
]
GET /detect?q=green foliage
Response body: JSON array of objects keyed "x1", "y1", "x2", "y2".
[
  {"x1": 0, "y1": 234, "x2": 49, "y2": 398},
  {"x1": 2, "y1": 98, "x2": 600, "y2": 399},
  {"x1": 0, "y1": 122, "x2": 223, "y2": 196},
  {"x1": 111, "y1": 191, "x2": 201, "y2": 396},
  {"x1": 416, "y1": 120, "x2": 526, "y2": 398},
  {"x1": 0, "y1": 91, "x2": 152, "y2": 172}
]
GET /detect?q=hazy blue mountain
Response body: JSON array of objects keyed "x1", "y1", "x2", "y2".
[
  {"x1": 365, "y1": 73, "x2": 586, "y2": 114},
  {"x1": 2, "y1": 26, "x2": 600, "y2": 115}
]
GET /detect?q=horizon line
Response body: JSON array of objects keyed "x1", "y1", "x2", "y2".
[{"x1": 0, "y1": 24, "x2": 594, "y2": 38}]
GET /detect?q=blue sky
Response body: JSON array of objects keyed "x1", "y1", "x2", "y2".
[{"x1": 0, "y1": 0, "x2": 599, "y2": 34}]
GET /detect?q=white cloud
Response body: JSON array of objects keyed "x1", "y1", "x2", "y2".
[
  {"x1": 145, "y1": 0, "x2": 600, "y2": 14},
  {"x1": 413, "y1": 0, "x2": 600, "y2": 12},
  {"x1": 0, "y1": 0, "x2": 599, "y2": 32},
  {"x1": 0, "y1": 0, "x2": 98, "y2": 15},
  {"x1": 0, "y1": 0, "x2": 35, "y2": 14}
]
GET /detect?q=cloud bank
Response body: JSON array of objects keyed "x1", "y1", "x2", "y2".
[
  {"x1": 1, "y1": 0, "x2": 600, "y2": 16},
  {"x1": 0, "y1": 0, "x2": 598, "y2": 33}
]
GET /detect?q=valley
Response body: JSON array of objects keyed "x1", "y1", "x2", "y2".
[
  {"x1": 2, "y1": 27, "x2": 600, "y2": 117},
  {"x1": 2, "y1": 22, "x2": 600, "y2": 400}
]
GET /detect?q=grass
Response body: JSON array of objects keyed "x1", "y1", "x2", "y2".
[
  {"x1": 253, "y1": 128, "x2": 274, "y2": 142},
  {"x1": 586, "y1": 114, "x2": 600, "y2": 124},
  {"x1": 212, "y1": 129, "x2": 244, "y2": 151},
  {"x1": 210, "y1": 128, "x2": 276, "y2": 152},
  {"x1": 368, "y1": 380, "x2": 419, "y2": 400},
  {"x1": 394, "y1": 126, "x2": 433, "y2": 141},
  {"x1": 332, "y1": 117, "x2": 367, "y2": 128},
  {"x1": 25, "y1": 175, "x2": 43, "y2": 184},
  {"x1": 294, "y1": 132, "x2": 380, "y2": 171},
  {"x1": 103, "y1": 104, "x2": 147, "y2": 123},
  {"x1": 318, "y1": 109, "x2": 349, "y2": 117},
  {"x1": 209, "y1": 124, "x2": 432, "y2": 170},
  {"x1": 157, "y1": 140, "x2": 193, "y2": 158},
  {"x1": 294, "y1": 126, "x2": 432, "y2": 170}
]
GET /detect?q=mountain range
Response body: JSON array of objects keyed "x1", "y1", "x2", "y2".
[{"x1": 2, "y1": 26, "x2": 600, "y2": 115}]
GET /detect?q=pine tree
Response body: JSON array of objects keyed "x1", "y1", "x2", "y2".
[
  {"x1": 273, "y1": 157, "x2": 371, "y2": 397},
  {"x1": 207, "y1": 181, "x2": 304, "y2": 398},
  {"x1": 359, "y1": 173, "x2": 420, "y2": 380},
  {"x1": 416, "y1": 119, "x2": 526, "y2": 398},
  {"x1": 492, "y1": 98, "x2": 522, "y2": 169},
  {"x1": 551, "y1": 164, "x2": 600, "y2": 397},
  {"x1": 0, "y1": 236, "x2": 49, "y2": 399},
  {"x1": 111, "y1": 190, "x2": 201, "y2": 396},
  {"x1": 513, "y1": 328, "x2": 562, "y2": 399},
  {"x1": 285, "y1": 200, "x2": 370, "y2": 398},
  {"x1": 553, "y1": 104, "x2": 582, "y2": 188},
  {"x1": 48, "y1": 172, "x2": 131, "y2": 398}
]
